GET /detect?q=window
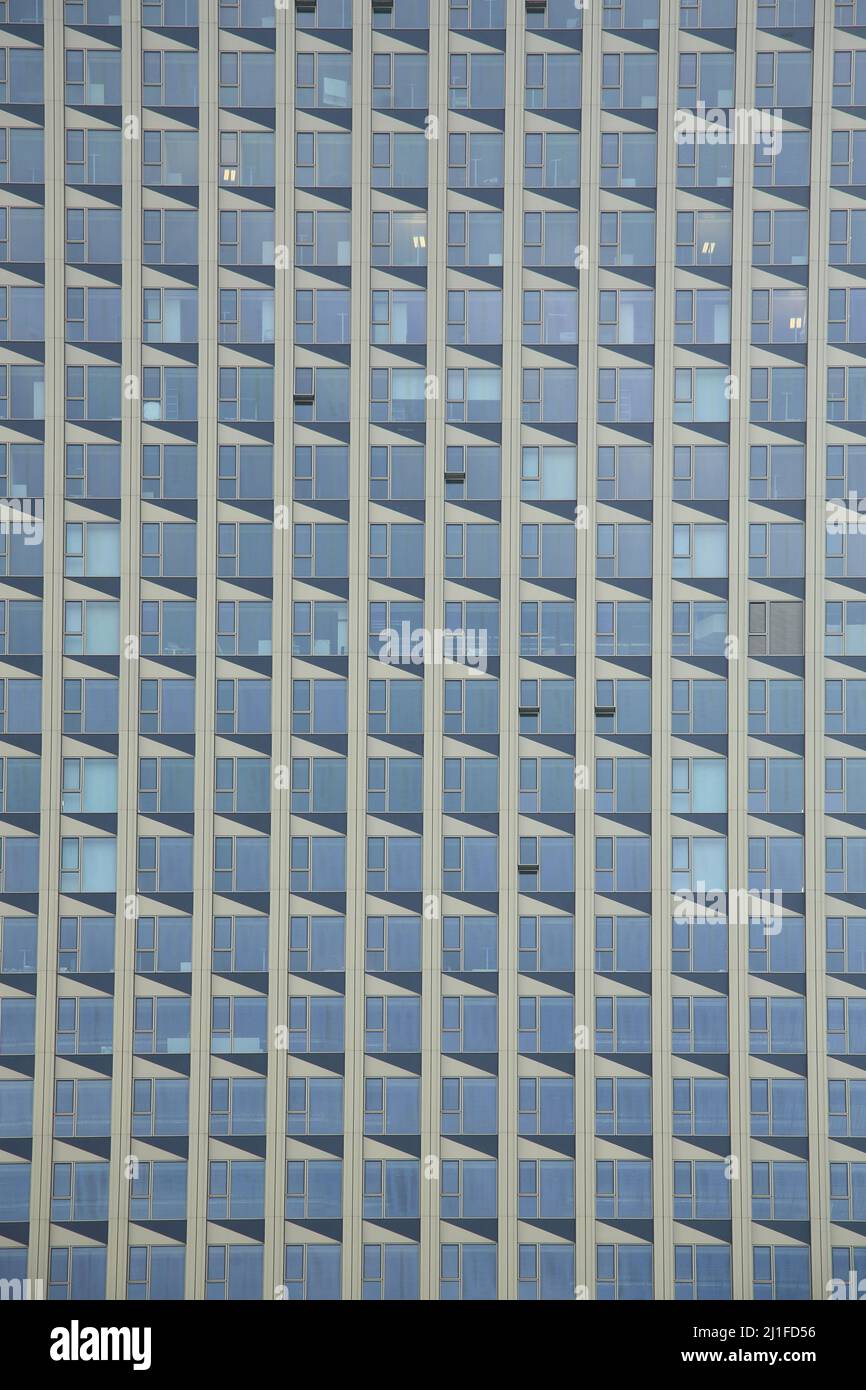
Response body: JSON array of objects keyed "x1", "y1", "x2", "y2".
[
  {"x1": 525, "y1": 0, "x2": 583, "y2": 27},
  {"x1": 447, "y1": 131, "x2": 503, "y2": 188},
  {"x1": 749, "y1": 996, "x2": 806, "y2": 1054},
  {"x1": 747, "y1": 758, "x2": 804, "y2": 815},
  {"x1": 449, "y1": 367, "x2": 502, "y2": 422},
  {"x1": 674, "y1": 1246, "x2": 732, "y2": 1301},
  {"x1": 211, "y1": 996, "x2": 267, "y2": 1055},
  {"x1": 294, "y1": 366, "x2": 349, "y2": 422},
  {"x1": 0, "y1": 442, "x2": 43, "y2": 497},
  {"x1": 595, "y1": 836, "x2": 651, "y2": 892},
  {"x1": 0, "y1": 917, "x2": 36, "y2": 973},
  {"x1": 755, "y1": 50, "x2": 812, "y2": 108},
  {"x1": 829, "y1": 366, "x2": 866, "y2": 421},
  {"x1": 758, "y1": 0, "x2": 812, "y2": 20},
  {"x1": 750, "y1": 444, "x2": 804, "y2": 501},
  {"x1": 205, "y1": 1245, "x2": 262, "y2": 1301},
  {"x1": 1, "y1": 207, "x2": 44, "y2": 261},
  {"x1": 142, "y1": 129, "x2": 196, "y2": 185},
  {"x1": 55, "y1": 1079, "x2": 111, "y2": 1138},
  {"x1": 54, "y1": 995, "x2": 109, "y2": 1056},
  {"x1": 603, "y1": 0, "x2": 658, "y2": 23},
  {"x1": 751, "y1": 1161, "x2": 809, "y2": 1221},
  {"x1": 747, "y1": 601, "x2": 803, "y2": 659},
  {"x1": 677, "y1": 51, "x2": 734, "y2": 107},
  {"x1": 368, "y1": 678, "x2": 423, "y2": 734},
  {"x1": 524, "y1": 131, "x2": 579, "y2": 187},
  {"x1": 675, "y1": 289, "x2": 730, "y2": 345},
  {"x1": 827, "y1": 917, "x2": 866, "y2": 975},
  {"x1": 136, "y1": 836, "x2": 191, "y2": 895},
  {"x1": 523, "y1": 210, "x2": 578, "y2": 265},
  {"x1": 208, "y1": 1160, "x2": 263, "y2": 1219},
  {"x1": 367, "y1": 835, "x2": 422, "y2": 893},
  {"x1": 220, "y1": 209, "x2": 275, "y2": 265},
  {"x1": 440, "y1": 1243, "x2": 496, "y2": 1300},
  {"x1": 294, "y1": 130, "x2": 351, "y2": 188},
  {"x1": 594, "y1": 916, "x2": 650, "y2": 973},
  {"x1": 371, "y1": 367, "x2": 425, "y2": 423},
  {"x1": 127, "y1": 1246, "x2": 185, "y2": 1300},
  {"x1": 0, "y1": 127, "x2": 43, "y2": 183},
  {"x1": 672, "y1": 995, "x2": 728, "y2": 1053},
  {"x1": 48, "y1": 1247, "x2": 106, "y2": 1300},
  {"x1": 670, "y1": 1162, "x2": 733, "y2": 1217},
  {"x1": 749, "y1": 523, "x2": 804, "y2": 578},
  {"x1": 597, "y1": 366, "x2": 653, "y2": 421},
  {"x1": 595, "y1": 1077, "x2": 652, "y2": 1136},
  {"x1": 749, "y1": 679, "x2": 802, "y2": 736},
  {"x1": 596, "y1": 1244, "x2": 652, "y2": 1299},
  {"x1": 755, "y1": 131, "x2": 810, "y2": 188},
  {"x1": 131, "y1": 1161, "x2": 188, "y2": 1220},
  {"x1": 677, "y1": 124, "x2": 732, "y2": 188},
  {"x1": 678, "y1": 0, "x2": 736, "y2": 24},
  {"x1": 143, "y1": 208, "x2": 197, "y2": 265},
  {"x1": 525, "y1": 52, "x2": 581, "y2": 110},
  {"x1": 142, "y1": 50, "x2": 198, "y2": 105},
  {"x1": 285, "y1": 1159, "x2": 342, "y2": 1219},
  {"x1": 595, "y1": 679, "x2": 652, "y2": 734},
  {"x1": 142, "y1": 444, "x2": 197, "y2": 500},
  {"x1": 752, "y1": 209, "x2": 808, "y2": 266},
  {"x1": 219, "y1": 130, "x2": 274, "y2": 184},
  {"x1": 751, "y1": 1079, "x2": 806, "y2": 1139},
  {"x1": 675, "y1": 209, "x2": 731, "y2": 266},
  {"x1": 286, "y1": 1076, "x2": 343, "y2": 1137},
  {"x1": 522, "y1": 610, "x2": 561, "y2": 674},
  {"x1": 599, "y1": 288, "x2": 653, "y2": 344},
  {"x1": 373, "y1": 131, "x2": 427, "y2": 188},
  {"x1": 749, "y1": 835, "x2": 804, "y2": 892},
  {"x1": 134, "y1": 916, "x2": 192, "y2": 975},
  {"x1": 295, "y1": 0, "x2": 353, "y2": 25},
  {"x1": 595, "y1": 758, "x2": 651, "y2": 814},
  {"x1": 595, "y1": 600, "x2": 652, "y2": 655},
  {"x1": 673, "y1": 1078, "x2": 729, "y2": 1137},
  {"x1": 830, "y1": 208, "x2": 866, "y2": 266},
  {"x1": 449, "y1": 210, "x2": 502, "y2": 267},
  {"x1": 446, "y1": 445, "x2": 501, "y2": 501},
  {"x1": 219, "y1": 50, "x2": 274, "y2": 106},
  {"x1": 372, "y1": 53, "x2": 428, "y2": 109},
  {"x1": 449, "y1": 52, "x2": 504, "y2": 108},
  {"x1": 290, "y1": 835, "x2": 346, "y2": 892},
  {"x1": 372, "y1": 210, "x2": 426, "y2": 266},
  {"x1": 601, "y1": 52, "x2": 657, "y2": 109},
  {"x1": 451, "y1": 289, "x2": 502, "y2": 345},
  {"x1": 595, "y1": 995, "x2": 652, "y2": 1053},
  {"x1": 283, "y1": 1245, "x2": 342, "y2": 1301},
  {"x1": 364, "y1": 1076, "x2": 419, "y2": 1135},
  {"x1": 450, "y1": 0, "x2": 504, "y2": 26},
  {"x1": 51, "y1": 1161, "x2": 109, "y2": 1221},
  {"x1": 596, "y1": 445, "x2": 651, "y2": 501}
]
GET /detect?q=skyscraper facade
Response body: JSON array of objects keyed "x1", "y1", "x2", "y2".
[{"x1": 0, "y1": 0, "x2": 861, "y2": 1303}]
